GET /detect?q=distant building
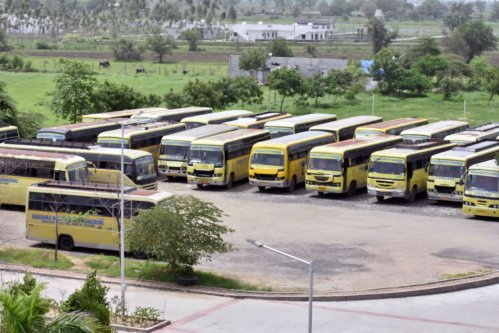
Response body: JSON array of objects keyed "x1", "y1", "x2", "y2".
[{"x1": 228, "y1": 21, "x2": 334, "y2": 42}]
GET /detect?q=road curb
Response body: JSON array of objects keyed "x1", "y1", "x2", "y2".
[{"x1": 1, "y1": 263, "x2": 498, "y2": 302}]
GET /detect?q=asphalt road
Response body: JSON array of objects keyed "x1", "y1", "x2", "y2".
[{"x1": 2, "y1": 178, "x2": 499, "y2": 291}]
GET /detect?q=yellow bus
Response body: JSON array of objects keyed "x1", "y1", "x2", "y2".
[
  {"x1": 444, "y1": 123, "x2": 499, "y2": 146},
  {"x1": 309, "y1": 116, "x2": 383, "y2": 142},
  {"x1": 158, "y1": 124, "x2": 237, "y2": 179},
  {"x1": 367, "y1": 140, "x2": 455, "y2": 202},
  {"x1": 0, "y1": 148, "x2": 88, "y2": 206},
  {"x1": 223, "y1": 111, "x2": 291, "y2": 129},
  {"x1": 97, "y1": 122, "x2": 186, "y2": 161},
  {"x1": 249, "y1": 131, "x2": 335, "y2": 192},
  {"x1": 264, "y1": 113, "x2": 337, "y2": 138},
  {"x1": 401, "y1": 120, "x2": 469, "y2": 143},
  {"x1": 0, "y1": 125, "x2": 19, "y2": 143},
  {"x1": 187, "y1": 129, "x2": 270, "y2": 188},
  {"x1": 1, "y1": 140, "x2": 158, "y2": 190},
  {"x1": 427, "y1": 141, "x2": 499, "y2": 202},
  {"x1": 305, "y1": 135, "x2": 402, "y2": 196},
  {"x1": 36, "y1": 119, "x2": 129, "y2": 142},
  {"x1": 355, "y1": 118, "x2": 429, "y2": 138},
  {"x1": 463, "y1": 160, "x2": 498, "y2": 218},
  {"x1": 130, "y1": 107, "x2": 213, "y2": 123},
  {"x1": 181, "y1": 110, "x2": 253, "y2": 129},
  {"x1": 82, "y1": 108, "x2": 148, "y2": 122},
  {"x1": 26, "y1": 181, "x2": 172, "y2": 251}
]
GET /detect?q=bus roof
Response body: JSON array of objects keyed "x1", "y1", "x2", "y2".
[
  {"x1": 0, "y1": 125, "x2": 18, "y2": 131},
  {"x1": 401, "y1": 120, "x2": 468, "y2": 136},
  {"x1": 0, "y1": 147, "x2": 86, "y2": 162},
  {"x1": 311, "y1": 134, "x2": 401, "y2": 154},
  {"x1": 83, "y1": 109, "x2": 148, "y2": 120},
  {"x1": 254, "y1": 131, "x2": 333, "y2": 149},
  {"x1": 471, "y1": 122, "x2": 499, "y2": 132},
  {"x1": 371, "y1": 141, "x2": 455, "y2": 158},
  {"x1": 181, "y1": 110, "x2": 253, "y2": 122},
  {"x1": 160, "y1": 124, "x2": 237, "y2": 143},
  {"x1": 192, "y1": 129, "x2": 268, "y2": 145},
  {"x1": 309, "y1": 116, "x2": 382, "y2": 131},
  {"x1": 38, "y1": 119, "x2": 129, "y2": 135},
  {"x1": 445, "y1": 127, "x2": 499, "y2": 142},
  {"x1": 430, "y1": 141, "x2": 499, "y2": 161},
  {"x1": 264, "y1": 113, "x2": 336, "y2": 127},
  {"x1": 357, "y1": 118, "x2": 428, "y2": 130},
  {"x1": 98, "y1": 122, "x2": 184, "y2": 138},
  {"x1": 468, "y1": 159, "x2": 499, "y2": 172},
  {"x1": 224, "y1": 111, "x2": 291, "y2": 127},
  {"x1": 132, "y1": 107, "x2": 212, "y2": 119}
]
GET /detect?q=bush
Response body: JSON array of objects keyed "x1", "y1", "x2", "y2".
[
  {"x1": 113, "y1": 39, "x2": 143, "y2": 61},
  {"x1": 35, "y1": 41, "x2": 56, "y2": 50}
]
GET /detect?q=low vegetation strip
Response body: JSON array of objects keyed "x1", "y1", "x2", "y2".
[{"x1": 0, "y1": 247, "x2": 73, "y2": 269}]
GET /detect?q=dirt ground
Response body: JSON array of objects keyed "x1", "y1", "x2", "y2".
[{"x1": 3, "y1": 179, "x2": 499, "y2": 292}]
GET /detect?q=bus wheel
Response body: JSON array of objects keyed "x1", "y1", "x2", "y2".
[
  {"x1": 317, "y1": 191, "x2": 324, "y2": 197},
  {"x1": 196, "y1": 184, "x2": 203, "y2": 189},
  {"x1": 376, "y1": 195, "x2": 384, "y2": 202},
  {"x1": 225, "y1": 174, "x2": 234, "y2": 189},
  {"x1": 409, "y1": 186, "x2": 417, "y2": 202},
  {"x1": 58, "y1": 235, "x2": 74, "y2": 251},
  {"x1": 258, "y1": 186, "x2": 266, "y2": 192},
  {"x1": 287, "y1": 177, "x2": 296, "y2": 192},
  {"x1": 348, "y1": 182, "x2": 357, "y2": 197}
]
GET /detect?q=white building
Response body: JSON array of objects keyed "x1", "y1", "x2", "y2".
[{"x1": 229, "y1": 21, "x2": 333, "y2": 42}]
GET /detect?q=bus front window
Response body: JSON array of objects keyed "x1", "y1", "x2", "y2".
[
  {"x1": 265, "y1": 127, "x2": 294, "y2": 139},
  {"x1": 68, "y1": 162, "x2": 88, "y2": 182},
  {"x1": 98, "y1": 139, "x2": 129, "y2": 149},
  {"x1": 135, "y1": 156, "x2": 156, "y2": 181},
  {"x1": 467, "y1": 174, "x2": 499, "y2": 193},
  {"x1": 36, "y1": 133, "x2": 65, "y2": 142},
  {"x1": 160, "y1": 141, "x2": 190, "y2": 161},
  {"x1": 369, "y1": 159, "x2": 405, "y2": 176},
  {"x1": 308, "y1": 156, "x2": 341, "y2": 172},
  {"x1": 189, "y1": 146, "x2": 223, "y2": 167},
  {"x1": 185, "y1": 122, "x2": 204, "y2": 130},
  {"x1": 251, "y1": 150, "x2": 284, "y2": 167},
  {"x1": 355, "y1": 130, "x2": 382, "y2": 138},
  {"x1": 429, "y1": 164, "x2": 465, "y2": 179}
]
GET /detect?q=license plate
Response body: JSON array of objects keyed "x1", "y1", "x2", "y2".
[
  {"x1": 199, "y1": 179, "x2": 209, "y2": 184},
  {"x1": 318, "y1": 186, "x2": 326, "y2": 191},
  {"x1": 259, "y1": 182, "x2": 270, "y2": 186}
]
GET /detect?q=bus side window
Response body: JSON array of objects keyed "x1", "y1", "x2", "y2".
[
  {"x1": 55, "y1": 171, "x2": 65, "y2": 181},
  {"x1": 407, "y1": 162, "x2": 414, "y2": 178}
]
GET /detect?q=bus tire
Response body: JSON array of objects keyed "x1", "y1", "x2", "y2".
[
  {"x1": 258, "y1": 186, "x2": 266, "y2": 192},
  {"x1": 196, "y1": 184, "x2": 203, "y2": 189},
  {"x1": 348, "y1": 182, "x2": 357, "y2": 197},
  {"x1": 225, "y1": 174, "x2": 234, "y2": 189},
  {"x1": 409, "y1": 186, "x2": 417, "y2": 202},
  {"x1": 58, "y1": 235, "x2": 74, "y2": 251},
  {"x1": 287, "y1": 177, "x2": 296, "y2": 192},
  {"x1": 317, "y1": 191, "x2": 324, "y2": 196},
  {"x1": 376, "y1": 195, "x2": 384, "y2": 202}
]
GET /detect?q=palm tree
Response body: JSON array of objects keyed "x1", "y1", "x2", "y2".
[{"x1": 0, "y1": 283, "x2": 107, "y2": 333}]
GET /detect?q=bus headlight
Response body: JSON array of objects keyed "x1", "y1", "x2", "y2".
[
  {"x1": 453, "y1": 191, "x2": 463, "y2": 195},
  {"x1": 490, "y1": 204, "x2": 499, "y2": 208},
  {"x1": 276, "y1": 176, "x2": 285, "y2": 181},
  {"x1": 463, "y1": 201, "x2": 475, "y2": 206},
  {"x1": 215, "y1": 173, "x2": 223, "y2": 177},
  {"x1": 332, "y1": 183, "x2": 341, "y2": 187}
]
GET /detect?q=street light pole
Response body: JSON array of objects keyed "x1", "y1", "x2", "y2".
[
  {"x1": 120, "y1": 122, "x2": 126, "y2": 317},
  {"x1": 246, "y1": 239, "x2": 314, "y2": 333}
]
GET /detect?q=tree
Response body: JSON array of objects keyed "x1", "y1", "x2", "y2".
[
  {"x1": 112, "y1": 38, "x2": 143, "y2": 61},
  {"x1": 304, "y1": 73, "x2": 327, "y2": 107},
  {"x1": 0, "y1": 81, "x2": 19, "y2": 126},
  {"x1": 458, "y1": 21, "x2": 497, "y2": 62},
  {"x1": 268, "y1": 37, "x2": 293, "y2": 57},
  {"x1": 367, "y1": 17, "x2": 398, "y2": 54},
  {"x1": 232, "y1": 76, "x2": 263, "y2": 108},
  {"x1": 227, "y1": 5, "x2": 237, "y2": 22},
  {"x1": 444, "y1": 2, "x2": 473, "y2": 30},
  {"x1": 360, "y1": 0, "x2": 376, "y2": 18},
  {"x1": 483, "y1": 67, "x2": 499, "y2": 104},
  {"x1": 212, "y1": 77, "x2": 239, "y2": 110},
  {"x1": 442, "y1": 31, "x2": 470, "y2": 60},
  {"x1": 238, "y1": 48, "x2": 268, "y2": 76},
  {"x1": 404, "y1": 37, "x2": 441, "y2": 64},
  {"x1": 268, "y1": 68, "x2": 304, "y2": 112},
  {"x1": 164, "y1": 89, "x2": 189, "y2": 109},
  {"x1": 182, "y1": 79, "x2": 220, "y2": 109},
  {"x1": 305, "y1": 45, "x2": 317, "y2": 58},
  {"x1": 146, "y1": 30, "x2": 175, "y2": 63},
  {"x1": 181, "y1": 28, "x2": 202, "y2": 51},
  {"x1": 48, "y1": 60, "x2": 98, "y2": 123},
  {"x1": 370, "y1": 48, "x2": 404, "y2": 95},
  {"x1": 326, "y1": 69, "x2": 354, "y2": 102},
  {"x1": 469, "y1": 55, "x2": 493, "y2": 88},
  {"x1": 413, "y1": 55, "x2": 449, "y2": 78},
  {"x1": 439, "y1": 75, "x2": 461, "y2": 100},
  {"x1": 127, "y1": 195, "x2": 234, "y2": 272},
  {"x1": 0, "y1": 29, "x2": 10, "y2": 51},
  {"x1": 94, "y1": 81, "x2": 161, "y2": 112}
]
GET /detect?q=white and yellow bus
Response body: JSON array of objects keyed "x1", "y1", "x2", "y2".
[
  {"x1": 264, "y1": 113, "x2": 337, "y2": 138},
  {"x1": 97, "y1": 122, "x2": 186, "y2": 162},
  {"x1": 131, "y1": 107, "x2": 213, "y2": 123},
  {"x1": 26, "y1": 181, "x2": 172, "y2": 251},
  {"x1": 187, "y1": 129, "x2": 270, "y2": 188},
  {"x1": 1, "y1": 140, "x2": 158, "y2": 190},
  {"x1": 355, "y1": 118, "x2": 429, "y2": 138},
  {"x1": 158, "y1": 124, "x2": 237, "y2": 179},
  {"x1": 427, "y1": 141, "x2": 499, "y2": 202},
  {"x1": 305, "y1": 134, "x2": 402, "y2": 196},
  {"x1": 223, "y1": 111, "x2": 291, "y2": 129},
  {"x1": 401, "y1": 120, "x2": 469, "y2": 143},
  {"x1": 463, "y1": 160, "x2": 498, "y2": 218},
  {"x1": 0, "y1": 148, "x2": 88, "y2": 206},
  {"x1": 82, "y1": 108, "x2": 149, "y2": 122},
  {"x1": 181, "y1": 110, "x2": 253, "y2": 129},
  {"x1": 309, "y1": 116, "x2": 383, "y2": 142},
  {"x1": 367, "y1": 140, "x2": 455, "y2": 202},
  {"x1": 249, "y1": 131, "x2": 335, "y2": 192},
  {"x1": 444, "y1": 123, "x2": 499, "y2": 146},
  {"x1": 0, "y1": 125, "x2": 19, "y2": 143},
  {"x1": 36, "y1": 119, "x2": 129, "y2": 142}
]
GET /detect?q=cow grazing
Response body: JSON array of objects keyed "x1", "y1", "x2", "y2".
[
  {"x1": 136, "y1": 66, "x2": 145, "y2": 74},
  {"x1": 182, "y1": 69, "x2": 189, "y2": 75},
  {"x1": 99, "y1": 60, "x2": 110, "y2": 68}
]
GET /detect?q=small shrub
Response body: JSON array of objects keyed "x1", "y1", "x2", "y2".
[{"x1": 35, "y1": 41, "x2": 53, "y2": 50}]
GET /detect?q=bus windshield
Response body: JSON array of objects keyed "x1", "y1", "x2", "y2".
[
  {"x1": 308, "y1": 155, "x2": 341, "y2": 172},
  {"x1": 98, "y1": 138, "x2": 129, "y2": 149},
  {"x1": 36, "y1": 133, "x2": 65, "y2": 142},
  {"x1": 185, "y1": 122, "x2": 204, "y2": 130},
  {"x1": 68, "y1": 162, "x2": 88, "y2": 182},
  {"x1": 135, "y1": 156, "x2": 156, "y2": 181},
  {"x1": 467, "y1": 173, "x2": 499, "y2": 193},
  {"x1": 402, "y1": 134, "x2": 429, "y2": 144},
  {"x1": 189, "y1": 146, "x2": 223, "y2": 167},
  {"x1": 265, "y1": 127, "x2": 294, "y2": 138},
  {"x1": 429, "y1": 163, "x2": 465, "y2": 179},
  {"x1": 160, "y1": 141, "x2": 190, "y2": 161},
  {"x1": 251, "y1": 149, "x2": 284, "y2": 166},
  {"x1": 369, "y1": 158, "x2": 405, "y2": 175},
  {"x1": 355, "y1": 130, "x2": 383, "y2": 138}
]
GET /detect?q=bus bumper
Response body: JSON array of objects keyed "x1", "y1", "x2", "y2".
[
  {"x1": 188, "y1": 176, "x2": 226, "y2": 186},
  {"x1": 249, "y1": 178, "x2": 288, "y2": 188},
  {"x1": 306, "y1": 184, "x2": 344, "y2": 194},
  {"x1": 158, "y1": 168, "x2": 187, "y2": 178},
  {"x1": 368, "y1": 187, "x2": 406, "y2": 198},
  {"x1": 463, "y1": 202, "x2": 498, "y2": 218},
  {"x1": 427, "y1": 191, "x2": 463, "y2": 202}
]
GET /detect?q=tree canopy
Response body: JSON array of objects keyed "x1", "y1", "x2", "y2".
[
  {"x1": 268, "y1": 68, "x2": 304, "y2": 111},
  {"x1": 239, "y1": 48, "x2": 268, "y2": 72},
  {"x1": 458, "y1": 21, "x2": 497, "y2": 62},
  {"x1": 268, "y1": 37, "x2": 293, "y2": 57},
  {"x1": 146, "y1": 31, "x2": 175, "y2": 63},
  {"x1": 367, "y1": 17, "x2": 398, "y2": 54}
]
